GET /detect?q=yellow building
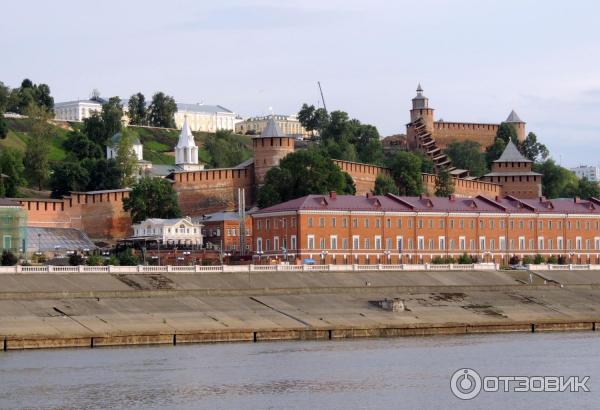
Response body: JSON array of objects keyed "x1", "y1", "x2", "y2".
[{"x1": 235, "y1": 114, "x2": 310, "y2": 138}]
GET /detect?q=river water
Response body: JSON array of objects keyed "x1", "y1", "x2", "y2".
[{"x1": 0, "y1": 332, "x2": 598, "y2": 409}]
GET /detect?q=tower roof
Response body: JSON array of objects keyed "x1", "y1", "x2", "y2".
[
  {"x1": 260, "y1": 116, "x2": 284, "y2": 137},
  {"x1": 414, "y1": 83, "x2": 426, "y2": 99},
  {"x1": 505, "y1": 110, "x2": 523, "y2": 123},
  {"x1": 176, "y1": 116, "x2": 197, "y2": 148},
  {"x1": 495, "y1": 140, "x2": 531, "y2": 163},
  {"x1": 416, "y1": 83, "x2": 423, "y2": 93}
]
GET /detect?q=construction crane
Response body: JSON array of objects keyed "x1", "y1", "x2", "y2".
[{"x1": 318, "y1": 81, "x2": 327, "y2": 114}]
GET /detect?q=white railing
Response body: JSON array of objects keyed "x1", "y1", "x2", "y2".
[
  {"x1": 527, "y1": 264, "x2": 600, "y2": 271},
  {"x1": 0, "y1": 262, "x2": 501, "y2": 274}
]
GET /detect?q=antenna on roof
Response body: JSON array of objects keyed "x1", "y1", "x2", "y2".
[{"x1": 318, "y1": 81, "x2": 327, "y2": 114}]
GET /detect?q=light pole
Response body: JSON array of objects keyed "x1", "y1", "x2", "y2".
[
  {"x1": 255, "y1": 250, "x2": 264, "y2": 265},
  {"x1": 384, "y1": 250, "x2": 391, "y2": 264},
  {"x1": 320, "y1": 250, "x2": 328, "y2": 265}
]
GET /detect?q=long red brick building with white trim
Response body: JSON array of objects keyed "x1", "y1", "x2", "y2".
[{"x1": 252, "y1": 193, "x2": 600, "y2": 265}]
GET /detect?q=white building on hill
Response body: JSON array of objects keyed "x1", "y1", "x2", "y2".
[
  {"x1": 131, "y1": 217, "x2": 203, "y2": 246},
  {"x1": 54, "y1": 99, "x2": 102, "y2": 121}
]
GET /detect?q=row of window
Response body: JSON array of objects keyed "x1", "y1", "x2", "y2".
[
  {"x1": 300, "y1": 216, "x2": 599, "y2": 231},
  {"x1": 203, "y1": 228, "x2": 252, "y2": 237},
  {"x1": 255, "y1": 218, "x2": 296, "y2": 231},
  {"x1": 255, "y1": 236, "x2": 297, "y2": 252},
  {"x1": 300, "y1": 235, "x2": 600, "y2": 252},
  {"x1": 134, "y1": 227, "x2": 199, "y2": 236}
]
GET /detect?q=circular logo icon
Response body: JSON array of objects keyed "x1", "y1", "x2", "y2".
[{"x1": 450, "y1": 368, "x2": 482, "y2": 400}]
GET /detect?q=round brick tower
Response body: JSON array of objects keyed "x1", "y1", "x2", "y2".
[
  {"x1": 408, "y1": 83, "x2": 435, "y2": 149},
  {"x1": 253, "y1": 116, "x2": 295, "y2": 185},
  {"x1": 504, "y1": 110, "x2": 526, "y2": 143}
]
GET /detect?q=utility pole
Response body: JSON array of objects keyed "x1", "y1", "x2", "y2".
[{"x1": 238, "y1": 188, "x2": 246, "y2": 256}]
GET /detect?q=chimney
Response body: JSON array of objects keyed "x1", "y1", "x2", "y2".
[
  {"x1": 366, "y1": 192, "x2": 373, "y2": 199},
  {"x1": 329, "y1": 191, "x2": 337, "y2": 199}
]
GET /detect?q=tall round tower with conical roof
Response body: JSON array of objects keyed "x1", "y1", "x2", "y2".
[
  {"x1": 504, "y1": 109, "x2": 526, "y2": 143},
  {"x1": 407, "y1": 84, "x2": 435, "y2": 149},
  {"x1": 252, "y1": 115, "x2": 295, "y2": 185}
]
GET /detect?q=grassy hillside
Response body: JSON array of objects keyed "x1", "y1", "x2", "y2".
[{"x1": 0, "y1": 119, "x2": 253, "y2": 168}]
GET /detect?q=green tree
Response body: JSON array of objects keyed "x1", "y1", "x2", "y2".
[
  {"x1": 127, "y1": 92, "x2": 147, "y2": 125},
  {"x1": 297, "y1": 104, "x2": 329, "y2": 135},
  {"x1": 496, "y1": 122, "x2": 518, "y2": 144},
  {"x1": 1, "y1": 250, "x2": 17, "y2": 266},
  {"x1": 62, "y1": 130, "x2": 103, "y2": 161},
  {"x1": 574, "y1": 177, "x2": 600, "y2": 199},
  {"x1": 115, "y1": 128, "x2": 138, "y2": 187},
  {"x1": 533, "y1": 159, "x2": 579, "y2": 198},
  {"x1": 147, "y1": 92, "x2": 177, "y2": 128},
  {"x1": 390, "y1": 151, "x2": 423, "y2": 195},
  {"x1": 82, "y1": 113, "x2": 107, "y2": 147},
  {"x1": 23, "y1": 104, "x2": 51, "y2": 190},
  {"x1": 101, "y1": 97, "x2": 123, "y2": 140},
  {"x1": 373, "y1": 174, "x2": 399, "y2": 195},
  {"x1": 0, "y1": 148, "x2": 24, "y2": 197},
  {"x1": 5, "y1": 79, "x2": 54, "y2": 114},
  {"x1": 84, "y1": 158, "x2": 122, "y2": 191},
  {"x1": 520, "y1": 132, "x2": 549, "y2": 162},
  {"x1": 434, "y1": 168, "x2": 455, "y2": 197},
  {"x1": 204, "y1": 129, "x2": 250, "y2": 168},
  {"x1": 484, "y1": 137, "x2": 507, "y2": 168},
  {"x1": 0, "y1": 113, "x2": 7, "y2": 139},
  {"x1": 0, "y1": 81, "x2": 10, "y2": 112},
  {"x1": 257, "y1": 148, "x2": 356, "y2": 208},
  {"x1": 50, "y1": 161, "x2": 90, "y2": 198},
  {"x1": 444, "y1": 140, "x2": 487, "y2": 177},
  {"x1": 123, "y1": 177, "x2": 181, "y2": 223}
]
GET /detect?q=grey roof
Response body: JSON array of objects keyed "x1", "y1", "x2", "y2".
[
  {"x1": 259, "y1": 116, "x2": 284, "y2": 137},
  {"x1": 197, "y1": 211, "x2": 243, "y2": 222},
  {"x1": 495, "y1": 140, "x2": 531, "y2": 163},
  {"x1": 176, "y1": 103, "x2": 233, "y2": 114},
  {"x1": 110, "y1": 132, "x2": 141, "y2": 146},
  {"x1": 505, "y1": 110, "x2": 523, "y2": 123},
  {"x1": 27, "y1": 227, "x2": 96, "y2": 252},
  {"x1": 416, "y1": 83, "x2": 423, "y2": 92}
]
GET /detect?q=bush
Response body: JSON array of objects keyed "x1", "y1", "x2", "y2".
[
  {"x1": 509, "y1": 255, "x2": 521, "y2": 265},
  {"x1": 533, "y1": 254, "x2": 545, "y2": 264},
  {"x1": 457, "y1": 253, "x2": 474, "y2": 264},
  {"x1": 118, "y1": 248, "x2": 139, "y2": 266},
  {"x1": 86, "y1": 255, "x2": 103, "y2": 266},
  {"x1": 104, "y1": 256, "x2": 120, "y2": 266},
  {"x1": 431, "y1": 256, "x2": 455, "y2": 264},
  {"x1": 546, "y1": 255, "x2": 558, "y2": 264},
  {"x1": 522, "y1": 255, "x2": 533, "y2": 265},
  {"x1": 1, "y1": 250, "x2": 18, "y2": 266},
  {"x1": 68, "y1": 253, "x2": 85, "y2": 266}
]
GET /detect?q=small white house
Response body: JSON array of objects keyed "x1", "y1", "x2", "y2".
[
  {"x1": 131, "y1": 217, "x2": 203, "y2": 246},
  {"x1": 106, "y1": 132, "x2": 144, "y2": 162}
]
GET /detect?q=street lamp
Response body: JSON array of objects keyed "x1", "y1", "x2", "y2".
[
  {"x1": 281, "y1": 246, "x2": 287, "y2": 263},
  {"x1": 320, "y1": 250, "x2": 328, "y2": 264},
  {"x1": 255, "y1": 250, "x2": 264, "y2": 265},
  {"x1": 384, "y1": 250, "x2": 391, "y2": 264}
]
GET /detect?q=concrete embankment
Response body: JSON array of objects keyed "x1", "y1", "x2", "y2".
[{"x1": 2, "y1": 269, "x2": 600, "y2": 350}]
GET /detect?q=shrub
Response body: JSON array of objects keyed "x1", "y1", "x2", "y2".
[
  {"x1": 457, "y1": 253, "x2": 474, "y2": 264},
  {"x1": 431, "y1": 256, "x2": 455, "y2": 264},
  {"x1": 509, "y1": 255, "x2": 521, "y2": 265},
  {"x1": 104, "y1": 256, "x2": 120, "y2": 266},
  {"x1": 533, "y1": 254, "x2": 545, "y2": 264},
  {"x1": 522, "y1": 255, "x2": 534, "y2": 265},
  {"x1": 68, "y1": 253, "x2": 85, "y2": 266},
  {"x1": 86, "y1": 255, "x2": 103, "y2": 266},
  {"x1": 1, "y1": 250, "x2": 18, "y2": 266},
  {"x1": 118, "y1": 248, "x2": 139, "y2": 266},
  {"x1": 546, "y1": 255, "x2": 558, "y2": 264}
]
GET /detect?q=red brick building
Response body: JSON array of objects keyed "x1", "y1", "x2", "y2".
[
  {"x1": 252, "y1": 193, "x2": 600, "y2": 265},
  {"x1": 198, "y1": 212, "x2": 252, "y2": 254}
]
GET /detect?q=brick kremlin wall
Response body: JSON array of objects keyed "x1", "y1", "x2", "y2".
[
  {"x1": 333, "y1": 159, "x2": 391, "y2": 195},
  {"x1": 422, "y1": 173, "x2": 501, "y2": 197},
  {"x1": 432, "y1": 122, "x2": 499, "y2": 150},
  {"x1": 169, "y1": 165, "x2": 254, "y2": 216},
  {"x1": 18, "y1": 190, "x2": 132, "y2": 241}
]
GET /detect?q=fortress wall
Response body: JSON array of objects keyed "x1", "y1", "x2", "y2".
[
  {"x1": 333, "y1": 160, "x2": 391, "y2": 195},
  {"x1": 170, "y1": 165, "x2": 254, "y2": 216},
  {"x1": 433, "y1": 122, "x2": 499, "y2": 150},
  {"x1": 422, "y1": 173, "x2": 501, "y2": 198},
  {"x1": 18, "y1": 190, "x2": 133, "y2": 241}
]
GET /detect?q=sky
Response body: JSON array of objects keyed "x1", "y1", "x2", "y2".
[{"x1": 2, "y1": 0, "x2": 600, "y2": 167}]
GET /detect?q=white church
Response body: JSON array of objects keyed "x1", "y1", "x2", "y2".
[{"x1": 106, "y1": 116, "x2": 204, "y2": 177}]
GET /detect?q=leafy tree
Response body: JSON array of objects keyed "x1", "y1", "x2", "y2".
[
  {"x1": 84, "y1": 158, "x2": 122, "y2": 191},
  {"x1": 496, "y1": 122, "x2": 518, "y2": 144},
  {"x1": 390, "y1": 151, "x2": 423, "y2": 195},
  {"x1": 1, "y1": 250, "x2": 17, "y2": 265},
  {"x1": 63, "y1": 130, "x2": 103, "y2": 161},
  {"x1": 50, "y1": 161, "x2": 90, "y2": 198},
  {"x1": 23, "y1": 104, "x2": 51, "y2": 190},
  {"x1": 147, "y1": 92, "x2": 177, "y2": 128},
  {"x1": 444, "y1": 140, "x2": 487, "y2": 177},
  {"x1": 123, "y1": 177, "x2": 181, "y2": 223},
  {"x1": 0, "y1": 81, "x2": 9, "y2": 112},
  {"x1": 434, "y1": 168, "x2": 455, "y2": 197},
  {"x1": 82, "y1": 113, "x2": 107, "y2": 147},
  {"x1": 115, "y1": 128, "x2": 138, "y2": 187},
  {"x1": 373, "y1": 174, "x2": 399, "y2": 195},
  {"x1": 520, "y1": 132, "x2": 549, "y2": 162},
  {"x1": 0, "y1": 148, "x2": 24, "y2": 197},
  {"x1": 118, "y1": 248, "x2": 140, "y2": 266},
  {"x1": 297, "y1": 103, "x2": 329, "y2": 136},
  {"x1": 257, "y1": 148, "x2": 356, "y2": 208},
  {"x1": 484, "y1": 137, "x2": 507, "y2": 169},
  {"x1": 0, "y1": 113, "x2": 7, "y2": 139},
  {"x1": 414, "y1": 151, "x2": 434, "y2": 173},
  {"x1": 5, "y1": 79, "x2": 54, "y2": 113},
  {"x1": 86, "y1": 255, "x2": 103, "y2": 266},
  {"x1": 101, "y1": 97, "x2": 123, "y2": 140},
  {"x1": 128, "y1": 92, "x2": 147, "y2": 125},
  {"x1": 533, "y1": 159, "x2": 578, "y2": 198},
  {"x1": 573, "y1": 177, "x2": 600, "y2": 199}
]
